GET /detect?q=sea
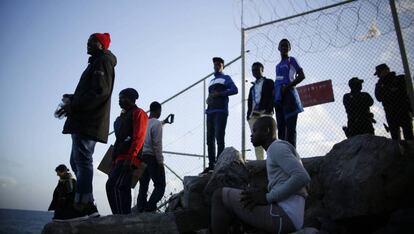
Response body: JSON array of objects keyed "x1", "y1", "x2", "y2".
[{"x1": 0, "y1": 209, "x2": 53, "y2": 234}]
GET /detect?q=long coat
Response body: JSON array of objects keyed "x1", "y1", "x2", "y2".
[{"x1": 63, "y1": 50, "x2": 117, "y2": 143}]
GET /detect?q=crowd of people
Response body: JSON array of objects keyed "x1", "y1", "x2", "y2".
[{"x1": 49, "y1": 32, "x2": 413, "y2": 233}]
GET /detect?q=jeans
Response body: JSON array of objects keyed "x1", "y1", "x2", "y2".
[
  {"x1": 275, "y1": 108, "x2": 298, "y2": 148},
  {"x1": 70, "y1": 134, "x2": 96, "y2": 204},
  {"x1": 207, "y1": 112, "x2": 228, "y2": 168},
  {"x1": 106, "y1": 160, "x2": 133, "y2": 214},
  {"x1": 137, "y1": 155, "x2": 166, "y2": 212}
]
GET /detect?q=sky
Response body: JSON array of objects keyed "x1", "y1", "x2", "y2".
[{"x1": 0, "y1": 0, "x2": 413, "y2": 216}]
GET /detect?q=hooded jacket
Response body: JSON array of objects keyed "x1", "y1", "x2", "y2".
[
  {"x1": 63, "y1": 50, "x2": 117, "y2": 143},
  {"x1": 112, "y1": 105, "x2": 148, "y2": 168},
  {"x1": 375, "y1": 72, "x2": 411, "y2": 115}
]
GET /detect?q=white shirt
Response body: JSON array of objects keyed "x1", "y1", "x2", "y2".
[
  {"x1": 252, "y1": 78, "x2": 265, "y2": 110},
  {"x1": 142, "y1": 118, "x2": 163, "y2": 163}
]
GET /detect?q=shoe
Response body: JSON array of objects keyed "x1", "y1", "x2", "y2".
[
  {"x1": 84, "y1": 203, "x2": 100, "y2": 218},
  {"x1": 52, "y1": 209, "x2": 88, "y2": 222},
  {"x1": 74, "y1": 202, "x2": 100, "y2": 218},
  {"x1": 199, "y1": 166, "x2": 214, "y2": 175}
]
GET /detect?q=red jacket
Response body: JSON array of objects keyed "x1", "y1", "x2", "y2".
[{"x1": 113, "y1": 105, "x2": 148, "y2": 168}]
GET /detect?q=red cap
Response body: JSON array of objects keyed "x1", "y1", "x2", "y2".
[{"x1": 93, "y1": 33, "x2": 111, "y2": 49}]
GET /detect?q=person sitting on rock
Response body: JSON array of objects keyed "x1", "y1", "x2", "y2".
[
  {"x1": 211, "y1": 116, "x2": 310, "y2": 234},
  {"x1": 48, "y1": 164, "x2": 88, "y2": 221}
]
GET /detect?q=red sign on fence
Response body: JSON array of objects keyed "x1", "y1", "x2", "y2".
[{"x1": 297, "y1": 80, "x2": 334, "y2": 108}]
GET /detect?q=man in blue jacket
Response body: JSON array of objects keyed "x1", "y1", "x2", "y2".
[
  {"x1": 204, "y1": 57, "x2": 238, "y2": 173},
  {"x1": 274, "y1": 39, "x2": 305, "y2": 148}
]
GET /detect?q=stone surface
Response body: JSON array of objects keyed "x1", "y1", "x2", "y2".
[
  {"x1": 319, "y1": 135, "x2": 414, "y2": 220},
  {"x1": 203, "y1": 147, "x2": 249, "y2": 197},
  {"x1": 43, "y1": 135, "x2": 414, "y2": 234},
  {"x1": 183, "y1": 175, "x2": 210, "y2": 209},
  {"x1": 42, "y1": 212, "x2": 179, "y2": 234}
]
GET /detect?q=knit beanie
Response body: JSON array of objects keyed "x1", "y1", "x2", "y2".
[
  {"x1": 119, "y1": 88, "x2": 139, "y2": 101},
  {"x1": 93, "y1": 33, "x2": 111, "y2": 49}
]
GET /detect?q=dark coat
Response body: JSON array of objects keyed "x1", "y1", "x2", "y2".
[
  {"x1": 63, "y1": 50, "x2": 117, "y2": 143},
  {"x1": 247, "y1": 77, "x2": 274, "y2": 119},
  {"x1": 48, "y1": 174, "x2": 76, "y2": 212},
  {"x1": 343, "y1": 91, "x2": 375, "y2": 137},
  {"x1": 375, "y1": 72, "x2": 411, "y2": 116}
]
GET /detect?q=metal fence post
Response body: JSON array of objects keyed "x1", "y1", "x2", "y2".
[
  {"x1": 241, "y1": 28, "x2": 246, "y2": 161},
  {"x1": 203, "y1": 79, "x2": 206, "y2": 169},
  {"x1": 389, "y1": 0, "x2": 414, "y2": 112}
]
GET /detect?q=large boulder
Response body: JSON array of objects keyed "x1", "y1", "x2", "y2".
[
  {"x1": 304, "y1": 135, "x2": 414, "y2": 233},
  {"x1": 203, "y1": 147, "x2": 249, "y2": 196},
  {"x1": 319, "y1": 135, "x2": 414, "y2": 219}
]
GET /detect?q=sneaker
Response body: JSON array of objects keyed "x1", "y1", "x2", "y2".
[
  {"x1": 84, "y1": 203, "x2": 100, "y2": 218},
  {"x1": 74, "y1": 202, "x2": 100, "y2": 218},
  {"x1": 199, "y1": 166, "x2": 214, "y2": 175},
  {"x1": 52, "y1": 209, "x2": 88, "y2": 222}
]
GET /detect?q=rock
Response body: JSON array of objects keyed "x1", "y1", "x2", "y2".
[
  {"x1": 183, "y1": 175, "x2": 210, "y2": 209},
  {"x1": 165, "y1": 191, "x2": 185, "y2": 212},
  {"x1": 44, "y1": 136, "x2": 414, "y2": 233},
  {"x1": 203, "y1": 147, "x2": 249, "y2": 196},
  {"x1": 290, "y1": 227, "x2": 320, "y2": 234},
  {"x1": 42, "y1": 212, "x2": 179, "y2": 234},
  {"x1": 373, "y1": 208, "x2": 414, "y2": 234},
  {"x1": 319, "y1": 135, "x2": 414, "y2": 220}
]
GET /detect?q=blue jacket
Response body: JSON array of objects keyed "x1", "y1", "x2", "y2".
[{"x1": 206, "y1": 72, "x2": 238, "y2": 114}]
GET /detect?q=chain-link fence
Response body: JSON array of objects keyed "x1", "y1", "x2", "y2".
[
  {"x1": 132, "y1": 0, "x2": 414, "y2": 208},
  {"x1": 242, "y1": 0, "x2": 414, "y2": 158},
  {"x1": 131, "y1": 57, "x2": 244, "y2": 209}
]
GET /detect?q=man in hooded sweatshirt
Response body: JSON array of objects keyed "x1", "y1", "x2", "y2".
[
  {"x1": 58, "y1": 33, "x2": 117, "y2": 217},
  {"x1": 374, "y1": 63, "x2": 413, "y2": 140},
  {"x1": 106, "y1": 88, "x2": 148, "y2": 214}
]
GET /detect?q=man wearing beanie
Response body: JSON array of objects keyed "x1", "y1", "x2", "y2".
[
  {"x1": 106, "y1": 88, "x2": 148, "y2": 214},
  {"x1": 58, "y1": 33, "x2": 117, "y2": 217}
]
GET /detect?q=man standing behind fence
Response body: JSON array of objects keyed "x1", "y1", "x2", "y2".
[
  {"x1": 247, "y1": 62, "x2": 274, "y2": 160},
  {"x1": 343, "y1": 77, "x2": 375, "y2": 138},
  {"x1": 374, "y1": 63, "x2": 413, "y2": 140},
  {"x1": 204, "y1": 57, "x2": 238, "y2": 173},
  {"x1": 274, "y1": 39, "x2": 305, "y2": 148},
  {"x1": 137, "y1": 101, "x2": 166, "y2": 212},
  {"x1": 59, "y1": 33, "x2": 116, "y2": 217},
  {"x1": 106, "y1": 88, "x2": 148, "y2": 214}
]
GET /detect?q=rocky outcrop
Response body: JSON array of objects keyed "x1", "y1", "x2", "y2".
[
  {"x1": 43, "y1": 135, "x2": 414, "y2": 234},
  {"x1": 302, "y1": 135, "x2": 414, "y2": 233},
  {"x1": 42, "y1": 212, "x2": 179, "y2": 234},
  {"x1": 169, "y1": 135, "x2": 414, "y2": 233}
]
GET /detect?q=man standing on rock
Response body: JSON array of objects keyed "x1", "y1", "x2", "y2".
[
  {"x1": 374, "y1": 63, "x2": 413, "y2": 140},
  {"x1": 343, "y1": 77, "x2": 375, "y2": 138},
  {"x1": 106, "y1": 88, "x2": 148, "y2": 214},
  {"x1": 59, "y1": 33, "x2": 116, "y2": 217},
  {"x1": 204, "y1": 57, "x2": 238, "y2": 173},
  {"x1": 247, "y1": 62, "x2": 274, "y2": 160},
  {"x1": 136, "y1": 101, "x2": 166, "y2": 212},
  {"x1": 274, "y1": 39, "x2": 305, "y2": 148}
]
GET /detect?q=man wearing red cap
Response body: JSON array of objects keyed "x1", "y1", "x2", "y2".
[{"x1": 58, "y1": 33, "x2": 117, "y2": 218}]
